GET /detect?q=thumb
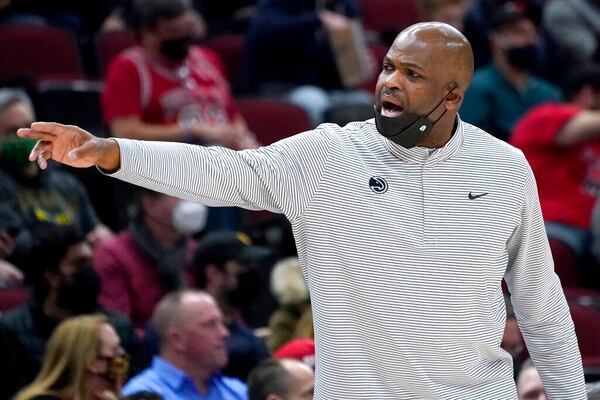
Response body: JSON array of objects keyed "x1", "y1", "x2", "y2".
[{"x1": 68, "y1": 140, "x2": 99, "y2": 162}]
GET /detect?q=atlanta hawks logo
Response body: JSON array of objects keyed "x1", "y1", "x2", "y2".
[{"x1": 369, "y1": 176, "x2": 388, "y2": 194}]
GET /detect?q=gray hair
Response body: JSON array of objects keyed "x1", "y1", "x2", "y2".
[{"x1": 0, "y1": 88, "x2": 35, "y2": 119}]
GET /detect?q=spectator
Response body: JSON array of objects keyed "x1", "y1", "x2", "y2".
[
  {"x1": 267, "y1": 257, "x2": 312, "y2": 353},
  {"x1": 123, "y1": 290, "x2": 247, "y2": 399},
  {"x1": 244, "y1": 0, "x2": 373, "y2": 125},
  {"x1": 417, "y1": 0, "x2": 469, "y2": 32},
  {"x1": 0, "y1": 225, "x2": 138, "y2": 399},
  {"x1": 93, "y1": 187, "x2": 207, "y2": 333},
  {"x1": 501, "y1": 294, "x2": 527, "y2": 378},
  {"x1": 460, "y1": 2, "x2": 560, "y2": 141},
  {"x1": 0, "y1": 88, "x2": 112, "y2": 272},
  {"x1": 124, "y1": 391, "x2": 165, "y2": 400},
  {"x1": 101, "y1": 0, "x2": 257, "y2": 150},
  {"x1": 588, "y1": 382, "x2": 600, "y2": 400},
  {"x1": 247, "y1": 358, "x2": 314, "y2": 400},
  {"x1": 511, "y1": 65, "x2": 600, "y2": 259},
  {"x1": 543, "y1": 0, "x2": 600, "y2": 67},
  {"x1": 192, "y1": 231, "x2": 270, "y2": 380},
  {"x1": 516, "y1": 359, "x2": 547, "y2": 400},
  {"x1": 13, "y1": 314, "x2": 128, "y2": 400}
]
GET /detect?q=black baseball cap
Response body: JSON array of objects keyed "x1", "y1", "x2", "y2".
[{"x1": 192, "y1": 231, "x2": 271, "y2": 270}]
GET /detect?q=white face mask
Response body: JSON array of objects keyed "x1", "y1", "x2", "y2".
[{"x1": 171, "y1": 200, "x2": 208, "y2": 236}]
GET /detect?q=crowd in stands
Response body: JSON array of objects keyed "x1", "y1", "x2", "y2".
[{"x1": 0, "y1": 0, "x2": 600, "y2": 398}]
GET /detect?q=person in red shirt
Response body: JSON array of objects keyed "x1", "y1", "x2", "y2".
[
  {"x1": 101, "y1": 0, "x2": 257, "y2": 150},
  {"x1": 510, "y1": 64, "x2": 600, "y2": 257}
]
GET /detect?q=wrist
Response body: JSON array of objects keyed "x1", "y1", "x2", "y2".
[{"x1": 97, "y1": 138, "x2": 121, "y2": 172}]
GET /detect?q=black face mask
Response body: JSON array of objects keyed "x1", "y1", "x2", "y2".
[
  {"x1": 374, "y1": 88, "x2": 453, "y2": 148},
  {"x1": 504, "y1": 44, "x2": 541, "y2": 72},
  {"x1": 160, "y1": 35, "x2": 192, "y2": 62},
  {"x1": 56, "y1": 264, "x2": 100, "y2": 314},
  {"x1": 226, "y1": 268, "x2": 261, "y2": 309}
]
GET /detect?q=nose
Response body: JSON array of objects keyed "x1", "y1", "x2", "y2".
[
  {"x1": 383, "y1": 70, "x2": 402, "y2": 91},
  {"x1": 219, "y1": 323, "x2": 230, "y2": 339}
]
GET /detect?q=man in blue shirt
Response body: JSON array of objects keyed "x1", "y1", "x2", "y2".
[
  {"x1": 123, "y1": 290, "x2": 247, "y2": 400},
  {"x1": 460, "y1": 3, "x2": 560, "y2": 141}
]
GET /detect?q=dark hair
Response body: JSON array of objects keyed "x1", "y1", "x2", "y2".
[
  {"x1": 562, "y1": 64, "x2": 600, "y2": 101},
  {"x1": 24, "y1": 224, "x2": 86, "y2": 302},
  {"x1": 124, "y1": 391, "x2": 165, "y2": 400},
  {"x1": 247, "y1": 358, "x2": 293, "y2": 400},
  {"x1": 133, "y1": 0, "x2": 192, "y2": 30}
]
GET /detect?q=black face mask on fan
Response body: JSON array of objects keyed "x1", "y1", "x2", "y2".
[{"x1": 374, "y1": 87, "x2": 455, "y2": 148}]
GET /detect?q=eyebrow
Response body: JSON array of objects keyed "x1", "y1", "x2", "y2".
[{"x1": 383, "y1": 56, "x2": 424, "y2": 72}]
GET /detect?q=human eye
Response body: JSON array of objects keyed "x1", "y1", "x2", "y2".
[
  {"x1": 382, "y1": 62, "x2": 394, "y2": 73},
  {"x1": 407, "y1": 69, "x2": 421, "y2": 79}
]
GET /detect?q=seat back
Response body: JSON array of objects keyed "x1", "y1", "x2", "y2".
[
  {"x1": 0, "y1": 24, "x2": 84, "y2": 84},
  {"x1": 35, "y1": 80, "x2": 106, "y2": 137},
  {"x1": 0, "y1": 288, "x2": 30, "y2": 313},
  {"x1": 569, "y1": 304, "x2": 600, "y2": 364},
  {"x1": 237, "y1": 98, "x2": 311, "y2": 145},
  {"x1": 205, "y1": 34, "x2": 245, "y2": 86},
  {"x1": 96, "y1": 29, "x2": 137, "y2": 76},
  {"x1": 360, "y1": 0, "x2": 420, "y2": 34}
]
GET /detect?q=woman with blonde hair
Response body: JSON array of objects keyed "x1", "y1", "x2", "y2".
[{"x1": 14, "y1": 314, "x2": 129, "y2": 400}]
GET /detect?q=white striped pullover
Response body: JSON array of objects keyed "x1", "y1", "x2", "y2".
[{"x1": 110, "y1": 118, "x2": 586, "y2": 399}]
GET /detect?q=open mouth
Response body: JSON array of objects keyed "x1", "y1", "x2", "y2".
[{"x1": 381, "y1": 100, "x2": 404, "y2": 117}]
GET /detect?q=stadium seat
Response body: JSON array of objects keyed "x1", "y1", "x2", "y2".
[
  {"x1": 569, "y1": 304, "x2": 600, "y2": 367},
  {"x1": 236, "y1": 98, "x2": 311, "y2": 145},
  {"x1": 548, "y1": 238, "x2": 580, "y2": 288},
  {"x1": 360, "y1": 0, "x2": 420, "y2": 34},
  {"x1": 205, "y1": 33, "x2": 245, "y2": 86},
  {"x1": 0, "y1": 24, "x2": 84, "y2": 85},
  {"x1": 35, "y1": 80, "x2": 106, "y2": 137},
  {"x1": 96, "y1": 29, "x2": 137, "y2": 76}
]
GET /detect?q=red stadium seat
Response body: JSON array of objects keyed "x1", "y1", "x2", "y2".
[
  {"x1": 360, "y1": 0, "x2": 420, "y2": 34},
  {"x1": 0, "y1": 24, "x2": 84, "y2": 84},
  {"x1": 205, "y1": 34, "x2": 245, "y2": 85},
  {"x1": 96, "y1": 29, "x2": 137, "y2": 76},
  {"x1": 569, "y1": 305, "x2": 600, "y2": 367},
  {"x1": 236, "y1": 98, "x2": 311, "y2": 145},
  {"x1": 548, "y1": 238, "x2": 580, "y2": 288},
  {"x1": 0, "y1": 288, "x2": 30, "y2": 313}
]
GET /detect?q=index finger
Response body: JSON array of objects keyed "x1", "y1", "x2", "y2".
[{"x1": 16, "y1": 128, "x2": 57, "y2": 141}]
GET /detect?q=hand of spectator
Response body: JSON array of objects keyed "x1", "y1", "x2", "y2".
[
  {"x1": 0, "y1": 259, "x2": 24, "y2": 288},
  {"x1": 0, "y1": 230, "x2": 15, "y2": 259},
  {"x1": 319, "y1": 10, "x2": 350, "y2": 33},
  {"x1": 87, "y1": 224, "x2": 114, "y2": 248},
  {"x1": 17, "y1": 122, "x2": 121, "y2": 172}
]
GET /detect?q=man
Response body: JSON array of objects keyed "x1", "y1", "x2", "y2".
[
  {"x1": 510, "y1": 65, "x2": 600, "y2": 259},
  {"x1": 191, "y1": 231, "x2": 270, "y2": 380},
  {"x1": 93, "y1": 188, "x2": 207, "y2": 332},
  {"x1": 0, "y1": 88, "x2": 111, "y2": 274},
  {"x1": 0, "y1": 225, "x2": 137, "y2": 399},
  {"x1": 102, "y1": 0, "x2": 256, "y2": 150},
  {"x1": 122, "y1": 290, "x2": 247, "y2": 399},
  {"x1": 516, "y1": 360, "x2": 548, "y2": 400},
  {"x1": 247, "y1": 358, "x2": 314, "y2": 400},
  {"x1": 460, "y1": 2, "x2": 560, "y2": 141},
  {"x1": 19, "y1": 22, "x2": 586, "y2": 399}
]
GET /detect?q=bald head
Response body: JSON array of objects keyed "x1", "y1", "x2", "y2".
[{"x1": 395, "y1": 22, "x2": 474, "y2": 91}]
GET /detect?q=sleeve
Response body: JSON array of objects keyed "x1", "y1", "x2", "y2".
[
  {"x1": 93, "y1": 242, "x2": 133, "y2": 318},
  {"x1": 102, "y1": 55, "x2": 143, "y2": 125},
  {"x1": 510, "y1": 104, "x2": 581, "y2": 148},
  {"x1": 108, "y1": 128, "x2": 334, "y2": 221},
  {"x1": 504, "y1": 161, "x2": 587, "y2": 399}
]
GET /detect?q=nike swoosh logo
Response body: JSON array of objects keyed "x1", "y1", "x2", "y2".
[{"x1": 468, "y1": 192, "x2": 488, "y2": 200}]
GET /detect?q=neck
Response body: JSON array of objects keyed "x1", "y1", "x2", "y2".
[
  {"x1": 42, "y1": 292, "x2": 70, "y2": 320},
  {"x1": 161, "y1": 351, "x2": 213, "y2": 395},
  {"x1": 143, "y1": 45, "x2": 183, "y2": 68},
  {"x1": 142, "y1": 215, "x2": 181, "y2": 249},
  {"x1": 419, "y1": 113, "x2": 458, "y2": 148}
]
